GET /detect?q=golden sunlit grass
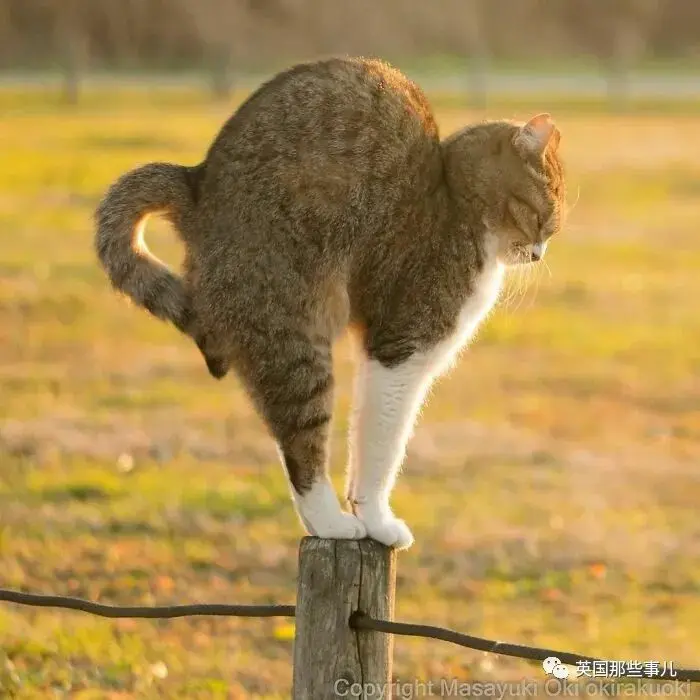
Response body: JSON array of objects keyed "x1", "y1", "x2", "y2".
[{"x1": 1, "y1": 87, "x2": 700, "y2": 698}]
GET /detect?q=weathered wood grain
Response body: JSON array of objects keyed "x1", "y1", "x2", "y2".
[{"x1": 292, "y1": 537, "x2": 396, "y2": 699}]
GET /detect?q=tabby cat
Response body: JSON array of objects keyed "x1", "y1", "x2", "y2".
[{"x1": 95, "y1": 57, "x2": 565, "y2": 549}]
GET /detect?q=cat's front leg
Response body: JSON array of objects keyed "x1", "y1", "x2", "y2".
[{"x1": 348, "y1": 350, "x2": 436, "y2": 549}]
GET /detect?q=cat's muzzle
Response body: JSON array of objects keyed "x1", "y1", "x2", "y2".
[{"x1": 530, "y1": 241, "x2": 547, "y2": 262}]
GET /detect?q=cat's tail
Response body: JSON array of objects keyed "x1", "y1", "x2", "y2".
[{"x1": 94, "y1": 162, "x2": 199, "y2": 333}]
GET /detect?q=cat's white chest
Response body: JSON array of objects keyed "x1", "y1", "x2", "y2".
[{"x1": 430, "y1": 260, "x2": 504, "y2": 375}]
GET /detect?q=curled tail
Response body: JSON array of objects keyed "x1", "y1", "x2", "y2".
[
  {"x1": 95, "y1": 162, "x2": 198, "y2": 333},
  {"x1": 95, "y1": 162, "x2": 230, "y2": 380}
]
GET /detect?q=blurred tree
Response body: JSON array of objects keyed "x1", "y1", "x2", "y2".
[
  {"x1": 606, "y1": 0, "x2": 663, "y2": 107},
  {"x1": 181, "y1": 0, "x2": 246, "y2": 99},
  {"x1": 649, "y1": 0, "x2": 700, "y2": 57},
  {"x1": 182, "y1": 0, "x2": 306, "y2": 100},
  {"x1": 464, "y1": 0, "x2": 490, "y2": 108},
  {"x1": 559, "y1": 0, "x2": 664, "y2": 108},
  {"x1": 54, "y1": 0, "x2": 89, "y2": 104}
]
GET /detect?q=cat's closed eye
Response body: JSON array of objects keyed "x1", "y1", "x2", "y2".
[{"x1": 507, "y1": 196, "x2": 541, "y2": 236}]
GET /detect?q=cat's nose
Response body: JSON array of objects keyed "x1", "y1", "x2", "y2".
[{"x1": 531, "y1": 241, "x2": 547, "y2": 262}]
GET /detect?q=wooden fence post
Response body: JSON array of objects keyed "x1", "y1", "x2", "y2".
[{"x1": 293, "y1": 537, "x2": 396, "y2": 699}]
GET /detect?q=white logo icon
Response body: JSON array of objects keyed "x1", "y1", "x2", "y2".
[{"x1": 543, "y1": 657, "x2": 570, "y2": 679}]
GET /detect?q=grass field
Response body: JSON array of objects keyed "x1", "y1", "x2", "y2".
[{"x1": 1, "y1": 86, "x2": 700, "y2": 698}]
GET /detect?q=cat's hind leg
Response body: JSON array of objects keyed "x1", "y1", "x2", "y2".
[{"x1": 246, "y1": 329, "x2": 366, "y2": 540}]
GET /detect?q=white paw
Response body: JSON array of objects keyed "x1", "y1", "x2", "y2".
[
  {"x1": 307, "y1": 512, "x2": 367, "y2": 540},
  {"x1": 359, "y1": 513, "x2": 414, "y2": 549},
  {"x1": 293, "y1": 479, "x2": 367, "y2": 540}
]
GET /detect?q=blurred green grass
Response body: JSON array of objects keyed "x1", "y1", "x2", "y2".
[{"x1": 1, "y1": 88, "x2": 700, "y2": 697}]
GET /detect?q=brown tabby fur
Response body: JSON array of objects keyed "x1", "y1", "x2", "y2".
[{"x1": 95, "y1": 57, "x2": 565, "y2": 494}]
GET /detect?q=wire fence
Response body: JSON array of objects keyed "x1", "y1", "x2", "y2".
[{"x1": 2, "y1": 586, "x2": 699, "y2": 683}]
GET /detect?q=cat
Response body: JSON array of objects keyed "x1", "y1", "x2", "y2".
[{"x1": 95, "y1": 57, "x2": 566, "y2": 549}]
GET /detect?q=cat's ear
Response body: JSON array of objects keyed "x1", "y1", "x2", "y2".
[{"x1": 514, "y1": 113, "x2": 559, "y2": 156}]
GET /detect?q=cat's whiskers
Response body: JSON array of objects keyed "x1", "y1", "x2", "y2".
[
  {"x1": 501, "y1": 251, "x2": 528, "y2": 309},
  {"x1": 565, "y1": 184, "x2": 581, "y2": 218},
  {"x1": 511, "y1": 259, "x2": 536, "y2": 313},
  {"x1": 524, "y1": 257, "x2": 545, "y2": 311},
  {"x1": 501, "y1": 251, "x2": 537, "y2": 313},
  {"x1": 503, "y1": 276, "x2": 520, "y2": 308},
  {"x1": 502, "y1": 274, "x2": 519, "y2": 309}
]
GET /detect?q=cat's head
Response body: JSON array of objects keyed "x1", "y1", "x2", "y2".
[{"x1": 445, "y1": 114, "x2": 566, "y2": 267}]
